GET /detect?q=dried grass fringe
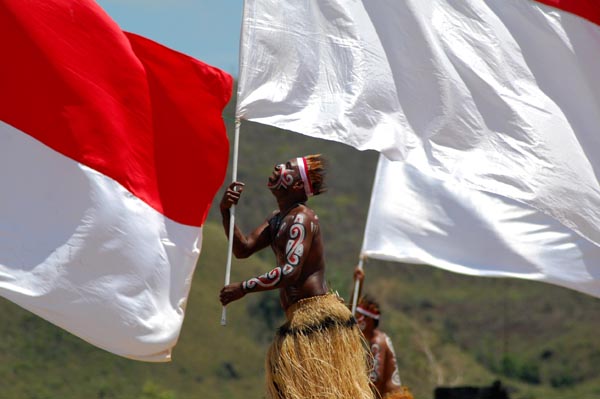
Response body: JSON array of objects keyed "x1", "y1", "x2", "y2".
[
  {"x1": 383, "y1": 387, "x2": 414, "y2": 399},
  {"x1": 266, "y1": 293, "x2": 374, "y2": 399}
]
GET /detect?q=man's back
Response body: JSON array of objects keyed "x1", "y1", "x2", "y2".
[{"x1": 369, "y1": 329, "x2": 402, "y2": 395}]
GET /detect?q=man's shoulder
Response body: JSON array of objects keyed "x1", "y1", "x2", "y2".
[
  {"x1": 290, "y1": 205, "x2": 319, "y2": 223},
  {"x1": 376, "y1": 330, "x2": 399, "y2": 356},
  {"x1": 284, "y1": 207, "x2": 321, "y2": 237},
  {"x1": 373, "y1": 330, "x2": 390, "y2": 346}
]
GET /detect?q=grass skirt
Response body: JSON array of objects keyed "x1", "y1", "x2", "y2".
[
  {"x1": 383, "y1": 387, "x2": 414, "y2": 399},
  {"x1": 266, "y1": 293, "x2": 374, "y2": 399}
]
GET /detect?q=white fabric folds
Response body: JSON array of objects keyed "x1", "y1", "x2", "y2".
[
  {"x1": 238, "y1": 0, "x2": 600, "y2": 250},
  {"x1": 362, "y1": 155, "x2": 600, "y2": 298},
  {"x1": 0, "y1": 123, "x2": 202, "y2": 361}
]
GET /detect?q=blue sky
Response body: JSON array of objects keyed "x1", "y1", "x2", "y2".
[{"x1": 96, "y1": 1, "x2": 243, "y2": 77}]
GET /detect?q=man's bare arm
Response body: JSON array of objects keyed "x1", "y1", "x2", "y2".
[{"x1": 220, "y1": 181, "x2": 271, "y2": 258}]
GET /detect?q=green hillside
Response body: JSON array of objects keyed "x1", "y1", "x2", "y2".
[
  {"x1": 0, "y1": 223, "x2": 268, "y2": 399},
  {"x1": 1, "y1": 98, "x2": 600, "y2": 399},
  {"x1": 1, "y1": 223, "x2": 600, "y2": 399}
]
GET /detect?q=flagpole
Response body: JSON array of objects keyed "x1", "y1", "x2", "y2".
[
  {"x1": 221, "y1": 118, "x2": 241, "y2": 326},
  {"x1": 221, "y1": 0, "x2": 250, "y2": 326},
  {"x1": 350, "y1": 254, "x2": 366, "y2": 315},
  {"x1": 351, "y1": 154, "x2": 385, "y2": 316}
]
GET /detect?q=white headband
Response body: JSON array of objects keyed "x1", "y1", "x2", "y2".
[
  {"x1": 356, "y1": 306, "x2": 380, "y2": 320},
  {"x1": 296, "y1": 157, "x2": 313, "y2": 197}
]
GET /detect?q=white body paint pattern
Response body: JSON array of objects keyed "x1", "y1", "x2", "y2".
[
  {"x1": 243, "y1": 214, "x2": 307, "y2": 290},
  {"x1": 284, "y1": 214, "x2": 305, "y2": 274},
  {"x1": 267, "y1": 163, "x2": 294, "y2": 190},
  {"x1": 370, "y1": 342, "x2": 382, "y2": 383},
  {"x1": 385, "y1": 334, "x2": 402, "y2": 386},
  {"x1": 312, "y1": 218, "x2": 319, "y2": 238},
  {"x1": 277, "y1": 222, "x2": 287, "y2": 238},
  {"x1": 243, "y1": 268, "x2": 282, "y2": 290}
]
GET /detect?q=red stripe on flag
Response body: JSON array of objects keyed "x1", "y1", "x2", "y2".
[
  {"x1": 0, "y1": 0, "x2": 232, "y2": 227},
  {"x1": 534, "y1": 0, "x2": 600, "y2": 26}
]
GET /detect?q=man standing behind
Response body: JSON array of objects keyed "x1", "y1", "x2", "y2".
[
  {"x1": 219, "y1": 155, "x2": 373, "y2": 399},
  {"x1": 354, "y1": 268, "x2": 414, "y2": 399}
]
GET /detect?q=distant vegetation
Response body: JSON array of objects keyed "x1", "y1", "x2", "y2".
[{"x1": 1, "y1": 94, "x2": 599, "y2": 399}]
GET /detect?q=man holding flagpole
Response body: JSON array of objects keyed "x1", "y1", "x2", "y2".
[
  {"x1": 219, "y1": 154, "x2": 373, "y2": 399},
  {"x1": 353, "y1": 268, "x2": 414, "y2": 399}
]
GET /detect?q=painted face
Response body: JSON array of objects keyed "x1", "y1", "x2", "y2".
[
  {"x1": 356, "y1": 313, "x2": 367, "y2": 331},
  {"x1": 356, "y1": 310, "x2": 376, "y2": 332},
  {"x1": 267, "y1": 160, "x2": 297, "y2": 191},
  {"x1": 356, "y1": 315, "x2": 367, "y2": 332}
]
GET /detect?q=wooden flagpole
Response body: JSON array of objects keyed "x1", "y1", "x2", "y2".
[
  {"x1": 221, "y1": 118, "x2": 241, "y2": 326},
  {"x1": 351, "y1": 155, "x2": 382, "y2": 315},
  {"x1": 351, "y1": 254, "x2": 365, "y2": 315}
]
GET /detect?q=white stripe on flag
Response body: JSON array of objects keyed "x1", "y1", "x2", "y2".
[{"x1": 0, "y1": 121, "x2": 201, "y2": 361}]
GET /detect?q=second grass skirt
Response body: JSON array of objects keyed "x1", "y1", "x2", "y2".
[
  {"x1": 266, "y1": 293, "x2": 374, "y2": 399},
  {"x1": 383, "y1": 387, "x2": 415, "y2": 399}
]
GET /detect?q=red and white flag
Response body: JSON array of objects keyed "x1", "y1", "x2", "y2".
[
  {"x1": 238, "y1": 0, "x2": 600, "y2": 296},
  {"x1": 0, "y1": 0, "x2": 232, "y2": 361}
]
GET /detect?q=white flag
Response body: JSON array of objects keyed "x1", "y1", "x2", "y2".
[
  {"x1": 363, "y1": 155, "x2": 600, "y2": 298},
  {"x1": 238, "y1": 0, "x2": 600, "y2": 250}
]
